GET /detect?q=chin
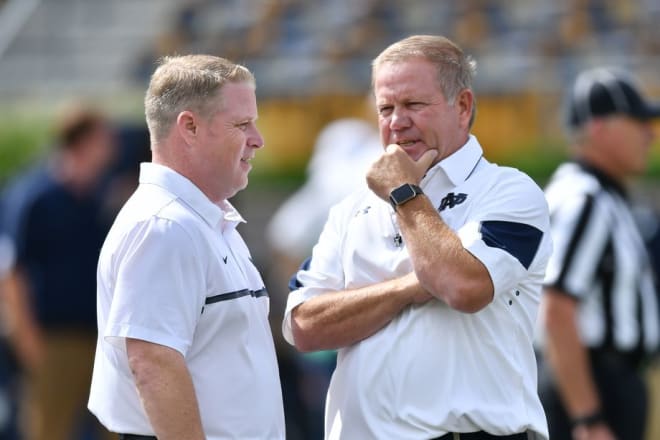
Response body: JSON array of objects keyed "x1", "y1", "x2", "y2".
[
  {"x1": 410, "y1": 150, "x2": 431, "y2": 162},
  {"x1": 405, "y1": 149, "x2": 422, "y2": 161},
  {"x1": 237, "y1": 178, "x2": 249, "y2": 192}
]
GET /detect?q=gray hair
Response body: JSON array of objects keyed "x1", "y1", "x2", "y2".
[
  {"x1": 372, "y1": 35, "x2": 477, "y2": 126},
  {"x1": 145, "y1": 54, "x2": 255, "y2": 143}
]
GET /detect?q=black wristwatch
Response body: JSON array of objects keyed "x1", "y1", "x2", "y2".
[{"x1": 389, "y1": 183, "x2": 424, "y2": 210}]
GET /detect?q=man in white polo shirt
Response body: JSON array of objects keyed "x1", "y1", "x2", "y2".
[
  {"x1": 88, "y1": 55, "x2": 285, "y2": 439},
  {"x1": 284, "y1": 35, "x2": 551, "y2": 440}
]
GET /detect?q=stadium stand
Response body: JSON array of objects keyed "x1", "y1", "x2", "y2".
[
  {"x1": 0, "y1": 0, "x2": 181, "y2": 98},
  {"x1": 127, "y1": 0, "x2": 660, "y2": 97},
  {"x1": 0, "y1": 0, "x2": 659, "y2": 101}
]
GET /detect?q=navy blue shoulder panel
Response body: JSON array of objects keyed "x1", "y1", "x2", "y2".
[
  {"x1": 479, "y1": 220, "x2": 543, "y2": 269},
  {"x1": 288, "y1": 256, "x2": 312, "y2": 291}
]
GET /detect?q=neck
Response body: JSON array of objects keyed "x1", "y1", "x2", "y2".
[
  {"x1": 151, "y1": 150, "x2": 229, "y2": 205},
  {"x1": 577, "y1": 149, "x2": 627, "y2": 186}
]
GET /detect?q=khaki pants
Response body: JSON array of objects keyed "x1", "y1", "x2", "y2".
[
  {"x1": 21, "y1": 330, "x2": 116, "y2": 440},
  {"x1": 646, "y1": 360, "x2": 660, "y2": 440}
]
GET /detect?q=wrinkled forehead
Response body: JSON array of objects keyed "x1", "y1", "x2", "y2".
[{"x1": 373, "y1": 60, "x2": 443, "y2": 100}]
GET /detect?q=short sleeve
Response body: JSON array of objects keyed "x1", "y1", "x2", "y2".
[
  {"x1": 458, "y1": 172, "x2": 551, "y2": 297},
  {"x1": 104, "y1": 217, "x2": 206, "y2": 356},
  {"x1": 1, "y1": 189, "x2": 33, "y2": 266},
  {"x1": 544, "y1": 192, "x2": 608, "y2": 299},
  {"x1": 0, "y1": 235, "x2": 15, "y2": 277}
]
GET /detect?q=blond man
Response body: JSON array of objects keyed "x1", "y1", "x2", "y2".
[{"x1": 88, "y1": 55, "x2": 285, "y2": 440}]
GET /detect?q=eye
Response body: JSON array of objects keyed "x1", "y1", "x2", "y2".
[
  {"x1": 407, "y1": 102, "x2": 426, "y2": 110},
  {"x1": 378, "y1": 106, "x2": 393, "y2": 117},
  {"x1": 236, "y1": 122, "x2": 249, "y2": 131}
]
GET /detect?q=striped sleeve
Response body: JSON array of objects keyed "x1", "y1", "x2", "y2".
[{"x1": 544, "y1": 192, "x2": 611, "y2": 299}]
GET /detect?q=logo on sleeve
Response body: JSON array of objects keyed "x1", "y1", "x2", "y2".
[{"x1": 438, "y1": 193, "x2": 467, "y2": 211}]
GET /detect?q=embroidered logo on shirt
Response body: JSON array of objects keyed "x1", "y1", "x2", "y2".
[
  {"x1": 222, "y1": 256, "x2": 228, "y2": 264},
  {"x1": 438, "y1": 192, "x2": 467, "y2": 211},
  {"x1": 355, "y1": 206, "x2": 371, "y2": 216}
]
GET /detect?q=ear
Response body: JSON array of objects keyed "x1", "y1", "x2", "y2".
[
  {"x1": 456, "y1": 89, "x2": 474, "y2": 128},
  {"x1": 176, "y1": 110, "x2": 198, "y2": 146}
]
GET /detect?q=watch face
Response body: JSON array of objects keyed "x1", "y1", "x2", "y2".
[
  {"x1": 391, "y1": 184, "x2": 415, "y2": 204},
  {"x1": 389, "y1": 184, "x2": 423, "y2": 208}
]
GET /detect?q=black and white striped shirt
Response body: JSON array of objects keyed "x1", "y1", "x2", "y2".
[{"x1": 543, "y1": 161, "x2": 660, "y2": 356}]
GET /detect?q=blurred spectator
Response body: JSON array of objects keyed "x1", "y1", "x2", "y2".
[
  {"x1": 266, "y1": 101, "x2": 381, "y2": 440},
  {"x1": 267, "y1": 117, "x2": 381, "y2": 263},
  {"x1": 536, "y1": 67, "x2": 660, "y2": 440},
  {"x1": 0, "y1": 211, "x2": 19, "y2": 440},
  {"x1": 637, "y1": 204, "x2": 660, "y2": 440},
  {"x1": 0, "y1": 103, "x2": 117, "y2": 440}
]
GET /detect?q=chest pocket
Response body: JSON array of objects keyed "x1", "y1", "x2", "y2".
[{"x1": 192, "y1": 287, "x2": 269, "y2": 356}]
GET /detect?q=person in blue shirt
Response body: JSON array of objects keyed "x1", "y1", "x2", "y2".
[{"x1": 1, "y1": 103, "x2": 116, "y2": 440}]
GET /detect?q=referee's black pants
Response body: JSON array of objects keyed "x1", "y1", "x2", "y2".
[{"x1": 537, "y1": 350, "x2": 648, "y2": 440}]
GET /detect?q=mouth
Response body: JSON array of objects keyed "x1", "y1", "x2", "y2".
[
  {"x1": 396, "y1": 139, "x2": 420, "y2": 148},
  {"x1": 240, "y1": 156, "x2": 253, "y2": 164}
]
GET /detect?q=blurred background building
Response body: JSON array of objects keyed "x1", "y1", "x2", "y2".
[{"x1": 1, "y1": 1, "x2": 660, "y2": 439}]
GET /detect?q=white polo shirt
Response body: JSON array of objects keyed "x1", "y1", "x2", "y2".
[
  {"x1": 283, "y1": 136, "x2": 552, "y2": 440},
  {"x1": 89, "y1": 163, "x2": 285, "y2": 439}
]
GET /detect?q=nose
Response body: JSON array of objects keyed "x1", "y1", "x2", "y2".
[
  {"x1": 389, "y1": 107, "x2": 412, "y2": 131},
  {"x1": 640, "y1": 120, "x2": 655, "y2": 145},
  {"x1": 648, "y1": 121, "x2": 656, "y2": 140},
  {"x1": 249, "y1": 126, "x2": 265, "y2": 149}
]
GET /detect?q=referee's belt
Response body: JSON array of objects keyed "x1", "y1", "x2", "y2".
[{"x1": 434, "y1": 431, "x2": 530, "y2": 439}]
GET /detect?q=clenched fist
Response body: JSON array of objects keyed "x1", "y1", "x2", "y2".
[{"x1": 366, "y1": 144, "x2": 438, "y2": 201}]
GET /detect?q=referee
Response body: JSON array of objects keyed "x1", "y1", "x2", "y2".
[{"x1": 537, "y1": 67, "x2": 660, "y2": 440}]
